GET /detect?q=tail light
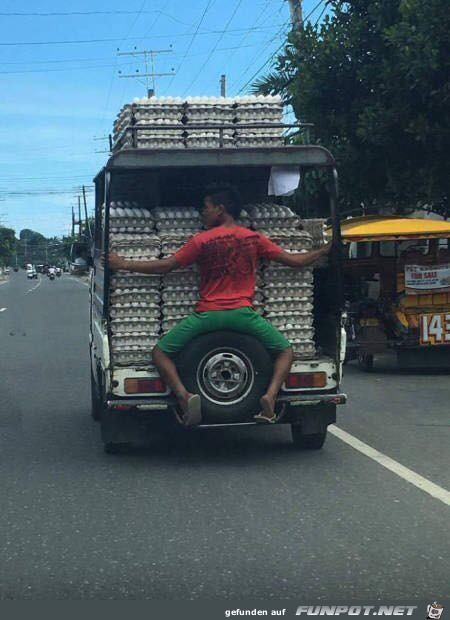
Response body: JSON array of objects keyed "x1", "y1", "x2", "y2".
[
  {"x1": 124, "y1": 378, "x2": 166, "y2": 394},
  {"x1": 286, "y1": 372, "x2": 327, "y2": 389}
]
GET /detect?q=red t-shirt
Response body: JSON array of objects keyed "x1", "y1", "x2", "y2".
[{"x1": 175, "y1": 225, "x2": 282, "y2": 312}]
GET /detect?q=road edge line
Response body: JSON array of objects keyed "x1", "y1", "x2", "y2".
[
  {"x1": 329, "y1": 425, "x2": 450, "y2": 506},
  {"x1": 67, "y1": 276, "x2": 89, "y2": 287}
]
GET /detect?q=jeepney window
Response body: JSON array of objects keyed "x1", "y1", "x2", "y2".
[
  {"x1": 398, "y1": 239, "x2": 429, "y2": 256},
  {"x1": 438, "y1": 238, "x2": 450, "y2": 252},
  {"x1": 380, "y1": 240, "x2": 429, "y2": 257},
  {"x1": 379, "y1": 241, "x2": 396, "y2": 256},
  {"x1": 349, "y1": 241, "x2": 372, "y2": 258}
]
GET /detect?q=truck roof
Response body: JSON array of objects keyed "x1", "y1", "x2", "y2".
[{"x1": 94, "y1": 145, "x2": 335, "y2": 181}]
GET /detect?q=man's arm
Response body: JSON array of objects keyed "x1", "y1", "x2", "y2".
[
  {"x1": 107, "y1": 251, "x2": 179, "y2": 274},
  {"x1": 273, "y1": 242, "x2": 332, "y2": 268}
]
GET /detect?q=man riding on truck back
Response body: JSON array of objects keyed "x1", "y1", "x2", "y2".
[{"x1": 108, "y1": 183, "x2": 331, "y2": 426}]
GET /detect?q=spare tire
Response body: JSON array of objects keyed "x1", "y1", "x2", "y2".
[{"x1": 176, "y1": 331, "x2": 273, "y2": 424}]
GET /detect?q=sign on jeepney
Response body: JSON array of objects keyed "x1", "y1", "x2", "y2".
[{"x1": 405, "y1": 263, "x2": 450, "y2": 294}]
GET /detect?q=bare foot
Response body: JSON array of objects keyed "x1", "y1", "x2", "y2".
[
  {"x1": 254, "y1": 393, "x2": 277, "y2": 423},
  {"x1": 176, "y1": 392, "x2": 202, "y2": 426}
]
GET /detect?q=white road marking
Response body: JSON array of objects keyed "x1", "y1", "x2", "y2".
[
  {"x1": 329, "y1": 425, "x2": 450, "y2": 506},
  {"x1": 0, "y1": 307, "x2": 6, "y2": 312},
  {"x1": 25, "y1": 277, "x2": 42, "y2": 295}
]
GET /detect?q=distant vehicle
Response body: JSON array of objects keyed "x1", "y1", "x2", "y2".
[
  {"x1": 36, "y1": 264, "x2": 44, "y2": 274},
  {"x1": 26, "y1": 265, "x2": 38, "y2": 279},
  {"x1": 340, "y1": 215, "x2": 450, "y2": 370},
  {"x1": 4, "y1": 267, "x2": 10, "y2": 274},
  {"x1": 13, "y1": 267, "x2": 19, "y2": 272},
  {"x1": 70, "y1": 257, "x2": 88, "y2": 274},
  {"x1": 55, "y1": 267, "x2": 62, "y2": 277}
]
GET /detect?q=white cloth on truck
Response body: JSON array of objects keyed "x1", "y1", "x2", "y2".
[{"x1": 268, "y1": 166, "x2": 301, "y2": 196}]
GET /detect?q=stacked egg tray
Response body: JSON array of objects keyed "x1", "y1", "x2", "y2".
[
  {"x1": 185, "y1": 97, "x2": 234, "y2": 149},
  {"x1": 299, "y1": 218, "x2": 327, "y2": 249},
  {"x1": 112, "y1": 95, "x2": 284, "y2": 151},
  {"x1": 154, "y1": 207, "x2": 201, "y2": 336},
  {"x1": 109, "y1": 272, "x2": 162, "y2": 366},
  {"x1": 113, "y1": 97, "x2": 185, "y2": 149},
  {"x1": 250, "y1": 204, "x2": 317, "y2": 359},
  {"x1": 107, "y1": 202, "x2": 321, "y2": 365},
  {"x1": 108, "y1": 203, "x2": 161, "y2": 366}
]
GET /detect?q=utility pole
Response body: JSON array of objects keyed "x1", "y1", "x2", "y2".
[
  {"x1": 82, "y1": 185, "x2": 92, "y2": 240},
  {"x1": 220, "y1": 74, "x2": 226, "y2": 97},
  {"x1": 77, "y1": 196, "x2": 82, "y2": 241},
  {"x1": 117, "y1": 48, "x2": 175, "y2": 97},
  {"x1": 287, "y1": 0, "x2": 303, "y2": 30},
  {"x1": 71, "y1": 207, "x2": 75, "y2": 237}
]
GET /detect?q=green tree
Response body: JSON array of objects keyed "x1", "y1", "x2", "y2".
[
  {"x1": 0, "y1": 226, "x2": 17, "y2": 266},
  {"x1": 254, "y1": 0, "x2": 450, "y2": 216}
]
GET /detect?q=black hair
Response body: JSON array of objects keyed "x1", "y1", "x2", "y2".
[{"x1": 204, "y1": 183, "x2": 243, "y2": 219}]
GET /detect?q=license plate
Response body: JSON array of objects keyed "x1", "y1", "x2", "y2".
[{"x1": 420, "y1": 313, "x2": 450, "y2": 345}]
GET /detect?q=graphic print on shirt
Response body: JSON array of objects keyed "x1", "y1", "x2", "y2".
[{"x1": 198, "y1": 232, "x2": 260, "y2": 287}]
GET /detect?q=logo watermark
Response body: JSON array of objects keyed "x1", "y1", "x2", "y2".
[
  {"x1": 295, "y1": 606, "x2": 418, "y2": 616},
  {"x1": 427, "y1": 603, "x2": 444, "y2": 619}
]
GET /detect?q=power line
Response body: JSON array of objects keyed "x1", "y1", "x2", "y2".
[
  {"x1": 224, "y1": 0, "x2": 272, "y2": 67},
  {"x1": 230, "y1": 24, "x2": 288, "y2": 91},
  {"x1": 183, "y1": 0, "x2": 245, "y2": 94},
  {"x1": 165, "y1": 0, "x2": 215, "y2": 93},
  {"x1": 0, "y1": 63, "x2": 119, "y2": 75},
  {"x1": 236, "y1": 0, "x2": 326, "y2": 94},
  {"x1": 0, "y1": 189, "x2": 94, "y2": 197},
  {"x1": 0, "y1": 10, "x2": 187, "y2": 24},
  {"x1": 99, "y1": 0, "x2": 147, "y2": 137},
  {"x1": 313, "y1": 1, "x2": 329, "y2": 26},
  {"x1": 0, "y1": 25, "x2": 286, "y2": 47},
  {"x1": 118, "y1": 48, "x2": 174, "y2": 96},
  {"x1": 0, "y1": 44, "x2": 260, "y2": 68}
]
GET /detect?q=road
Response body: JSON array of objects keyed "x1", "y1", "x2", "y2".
[{"x1": 0, "y1": 271, "x2": 449, "y2": 600}]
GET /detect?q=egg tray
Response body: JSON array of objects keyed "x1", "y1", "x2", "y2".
[
  {"x1": 162, "y1": 288, "x2": 198, "y2": 302},
  {"x1": 156, "y1": 222, "x2": 201, "y2": 233},
  {"x1": 110, "y1": 274, "x2": 161, "y2": 288},
  {"x1": 110, "y1": 287, "x2": 160, "y2": 299},
  {"x1": 112, "y1": 352, "x2": 154, "y2": 367},
  {"x1": 112, "y1": 334, "x2": 160, "y2": 348},
  {"x1": 299, "y1": 219, "x2": 327, "y2": 248},
  {"x1": 110, "y1": 318, "x2": 160, "y2": 333},
  {"x1": 110, "y1": 307, "x2": 160, "y2": 321},
  {"x1": 110, "y1": 232, "x2": 160, "y2": 244}
]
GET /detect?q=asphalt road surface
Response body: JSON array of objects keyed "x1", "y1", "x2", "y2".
[{"x1": 0, "y1": 271, "x2": 449, "y2": 600}]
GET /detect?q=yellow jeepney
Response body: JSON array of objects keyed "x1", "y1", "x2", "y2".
[{"x1": 338, "y1": 215, "x2": 450, "y2": 370}]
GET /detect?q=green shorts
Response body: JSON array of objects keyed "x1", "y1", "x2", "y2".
[{"x1": 157, "y1": 307, "x2": 291, "y2": 354}]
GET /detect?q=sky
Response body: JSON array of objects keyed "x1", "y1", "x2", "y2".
[{"x1": 0, "y1": 0, "x2": 326, "y2": 237}]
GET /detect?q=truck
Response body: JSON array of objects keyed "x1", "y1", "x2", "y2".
[{"x1": 90, "y1": 95, "x2": 346, "y2": 453}]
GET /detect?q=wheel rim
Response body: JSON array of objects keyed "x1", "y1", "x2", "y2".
[{"x1": 197, "y1": 348, "x2": 254, "y2": 406}]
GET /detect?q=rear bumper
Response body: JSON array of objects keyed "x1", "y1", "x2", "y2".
[{"x1": 106, "y1": 392, "x2": 347, "y2": 411}]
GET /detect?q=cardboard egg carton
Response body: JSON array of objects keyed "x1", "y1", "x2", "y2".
[
  {"x1": 110, "y1": 272, "x2": 161, "y2": 285},
  {"x1": 110, "y1": 318, "x2": 160, "y2": 334}
]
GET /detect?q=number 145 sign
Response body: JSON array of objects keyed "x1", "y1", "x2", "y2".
[{"x1": 420, "y1": 313, "x2": 450, "y2": 345}]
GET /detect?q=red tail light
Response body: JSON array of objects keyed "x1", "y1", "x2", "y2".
[
  {"x1": 124, "y1": 378, "x2": 166, "y2": 394},
  {"x1": 286, "y1": 372, "x2": 327, "y2": 389}
]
